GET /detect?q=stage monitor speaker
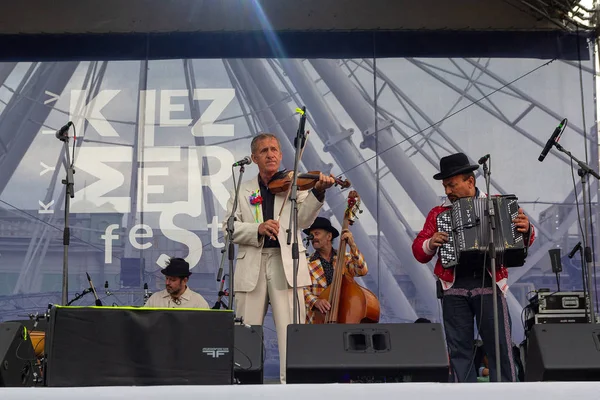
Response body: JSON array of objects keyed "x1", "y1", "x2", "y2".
[
  {"x1": 234, "y1": 325, "x2": 263, "y2": 384},
  {"x1": 45, "y1": 306, "x2": 234, "y2": 386},
  {"x1": 525, "y1": 323, "x2": 600, "y2": 381},
  {"x1": 286, "y1": 323, "x2": 449, "y2": 383},
  {"x1": 0, "y1": 322, "x2": 36, "y2": 387}
]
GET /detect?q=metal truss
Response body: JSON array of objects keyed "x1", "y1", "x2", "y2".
[
  {"x1": 12, "y1": 62, "x2": 108, "y2": 294},
  {"x1": 183, "y1": 59, "x2": 224, "y2": 280},
  {"x1": 333, "y1": 57, "x2": 597, "y2": 339},
  {"x1": 0, "y1": 62, "x2": 80, "y2": 194},
  {"x1": 225, "y1": 58, "x2": 421, "y2": 321},
  {"x1": 506, "y1": 0, "x2": 597, "y2": 31},
  {"x1": 268, "y1": 58, "x2": 440, "y2": 316},
  {"x1": 231, "y1": 56, "x2": 595, "y2": 336},
  {"x1": 0, "y1": 53, "x2": 596, "y2": 332}
]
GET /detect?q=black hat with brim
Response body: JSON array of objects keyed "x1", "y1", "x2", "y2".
[
  {"x1": 433, "y1": 152, "x2": 479, "y2": 180},
  {"x1": 303, "y1": 217, "x2": 340, "y2": 239},
  {"x1": 160, "y1": 258, "x2": 192, "y2": 277}
]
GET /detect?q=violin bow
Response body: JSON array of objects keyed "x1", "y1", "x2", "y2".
[{"x1": 275, "y1": 128, "x2": 310, "y2": 222}]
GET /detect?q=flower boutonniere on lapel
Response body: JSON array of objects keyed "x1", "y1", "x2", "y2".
[{"x1": 249, "y1": 189, "x2": 263, "y2": 223}]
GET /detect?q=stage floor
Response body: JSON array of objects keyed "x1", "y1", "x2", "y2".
[{"x1": 2, "y1": 382, "x2": 600, "y2": 399}]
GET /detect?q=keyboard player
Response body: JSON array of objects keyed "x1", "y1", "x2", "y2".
[
  {"x1": 411, "y1": 152, "x2": 535, "y2": 383},
  {"x1": 144, "y1": 257, "x2": 209, "y2": 309}
]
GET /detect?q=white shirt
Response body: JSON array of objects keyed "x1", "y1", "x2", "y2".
[{"x1": 143, "y1": 287, "x2": 209, "y2": 309}]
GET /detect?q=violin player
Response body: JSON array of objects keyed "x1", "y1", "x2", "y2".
[
  {"x1": 303, "y1": 217, "x2": 368, "y2": 324},
  {"x1": 223, "y1": 133, "x2": 335, "y2": 384}
]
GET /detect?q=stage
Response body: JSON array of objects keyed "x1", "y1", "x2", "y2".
[{"x1": 2, "y1": 382, "x2": 600, "y2": 400}]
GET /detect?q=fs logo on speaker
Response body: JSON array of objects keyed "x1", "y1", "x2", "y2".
[{"x1": 202, "y1": 348, "x2": 230, "y2": 358}]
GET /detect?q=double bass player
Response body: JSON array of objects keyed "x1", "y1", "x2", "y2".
[{"x1": 303, "y1": 216, "x2": 369, "y2": 324}]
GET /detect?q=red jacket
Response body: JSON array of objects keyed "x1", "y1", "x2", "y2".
[{"x1": 412, "y1": 193, "x2": 536, "y2": 293}]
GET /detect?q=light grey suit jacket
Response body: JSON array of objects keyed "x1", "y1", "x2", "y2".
[{"x1": 223, "y1": 176, "x2": 323, "y2": 293}]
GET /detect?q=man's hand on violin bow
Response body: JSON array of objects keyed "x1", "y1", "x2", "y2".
[
  {"x1": 314, "y1": 173, "x2": 336, "y2": 192},
  {"x1": 259, "y1": 220, "x2": 279, "y2": 241}
]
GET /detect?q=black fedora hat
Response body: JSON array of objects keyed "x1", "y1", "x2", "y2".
[
  {"x1": 433, "y1": 153, "x2": 479, "y2": 180},
  {"x1": 303, "y1": 217, "x2": 339, "y2": 239},
  {"x1": 161, "y1": 258, "x2": 192, "y2": 278}
]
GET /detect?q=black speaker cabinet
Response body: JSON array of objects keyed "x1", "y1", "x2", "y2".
[
  {"x1": 0, "y1": 322, "x2": 37, "y2": 387},
  {"x1": 525, "y1": 323, "x2": 600, "y2": 381},
  {"x1": 286, "y1": 323, "x2": 449, "y2": 383},
  {"x1": 45, "y1": 306, "x2": 235, "y2": 386},
  {"x1": 234, "y1": 325, "x2": 263, "y2": 384}
]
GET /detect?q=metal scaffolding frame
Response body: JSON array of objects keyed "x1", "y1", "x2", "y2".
[
  {"x1": 183, "y1": 59, "x2": 223, "y2": 280},
  {"x1": 232, "y1": 58, "x2": 419, "y2": 321},
  {"x1": 403, "y1": 58, "x2": 598, "y2": 256},
  {"x1": 334, "y1": 56, "x2": 597, "y2": 337},
  {"x1": 0, "y1": 63, "x2": 79, "y2": 193},
  {"x1": 0, "y1": 53, "x2": 595, "y2": 332},
  {"x1": 275, "y1": 58, "x2": 441, "y2": 315},
  {"x1": 12, "y1": 62, "x2": 108, "y2": 294},
  {"x1": 0, "y1": 61, "x2": 81, "y2": 296},
  {"x1": 507, "y1": 0, "x2": 597, "y2": 31},
  {"x1": 124, "y1": 59, "x2": 148, "y2": 265}
]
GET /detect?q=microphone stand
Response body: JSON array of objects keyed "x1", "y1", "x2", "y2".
[
  {"x1": 212, "y1": 274, "x2": 229, "y2": 310},
  {"x1": 56, "y1": 123, "x2": 75, "y2": 306},
  {"x1": 217, "y1": 164, "x2": 246, "y2": 313},
  {"x1": 568, "y1": 242, "x2": 588, "y2": 320},
  {"x1": 67, "y1": 288, "x2": 93, "y2": 306},
  {"x1": 481, "y1": 156, "x2": 501, "y2": 382},
  {"x1": 287, "y1": 106, "x2": 307, "y2": 325},
  {"x1": 553, "y1": 141, "x2": 600, "y2": 324},
  {"x1": 86, "y1": 272, "x2": 103, "y2": 306},
  {"x1": 143, "y1": 283, "x2": 152, "y2": 305}
]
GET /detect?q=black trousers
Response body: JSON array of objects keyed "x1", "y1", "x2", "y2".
[{"x1": 441, "y1": 273, "x2": 517, "y2": 382}]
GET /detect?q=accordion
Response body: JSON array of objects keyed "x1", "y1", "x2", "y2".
[{"x1": 436, "y1": 195, "x2": 527, "y2": 269}]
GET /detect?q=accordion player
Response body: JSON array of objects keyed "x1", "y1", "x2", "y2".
[{"x1": 436, "y1": 195, "x2": 528, "y2": 269}]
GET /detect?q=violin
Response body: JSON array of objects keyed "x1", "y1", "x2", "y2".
[{"x1": 267, "y1": 170, "x2": 351, "y2": 194}]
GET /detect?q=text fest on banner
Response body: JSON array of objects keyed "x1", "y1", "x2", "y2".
[{"x1": 39, "y1": 88, "x2": 243, "y2": 270}]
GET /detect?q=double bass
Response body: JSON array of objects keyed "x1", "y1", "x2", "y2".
[{"x1": 313, "y1": 190, "x2": 381, "y2": 324}]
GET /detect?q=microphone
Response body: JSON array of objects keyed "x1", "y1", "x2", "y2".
[
  {"x1": 538, "y1": 118, "x2": 567, "y2": 162},
  {"x1": 55, "y1": 121, "x2": 73, "y2": 141},
  {"x1": 568, "y1": 241, "x2": 582, "y2": 259},
  {"x1": 304, "y1": 234, "x2": 314, "y2": 256},
  {"x1": 548, "y1": 248, "x2": 562, "y2": 274},
  {"x1": 478, "y1": 154, "x2": 490, "y2": 165},
  {"x1": 232, "y1": 156, "x2": 251, "y2": 167},
  {"x1": 295, "y1": 106, "x2": 307, "y2": 149},
  {"x1": 86, "y1": 272, "x2": 103, "y2": 306},
  {"x1": 234, "y1": 316, "x2": 253, "y2": 329},
  {"x1": 304, "y1": 233, "x2": 314, "y2": 246},
  {"x1": 144, "y1": 283, "x2": 151, "y2": 302}
]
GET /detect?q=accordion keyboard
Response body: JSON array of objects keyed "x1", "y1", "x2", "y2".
[{"x1": 436, "y1": 195, "x2": 527, "y2": 269}]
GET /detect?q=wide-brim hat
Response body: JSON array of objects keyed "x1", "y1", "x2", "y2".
[
  {"x1": 303, "y1": 217, "x2": 339, "y2": 239},
  {"x1": 161, "y1": 258, "x2": 192, "y2": 278},
  {"x1": 433, "y1": 152, "x2": 479, "y2": 180}
]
